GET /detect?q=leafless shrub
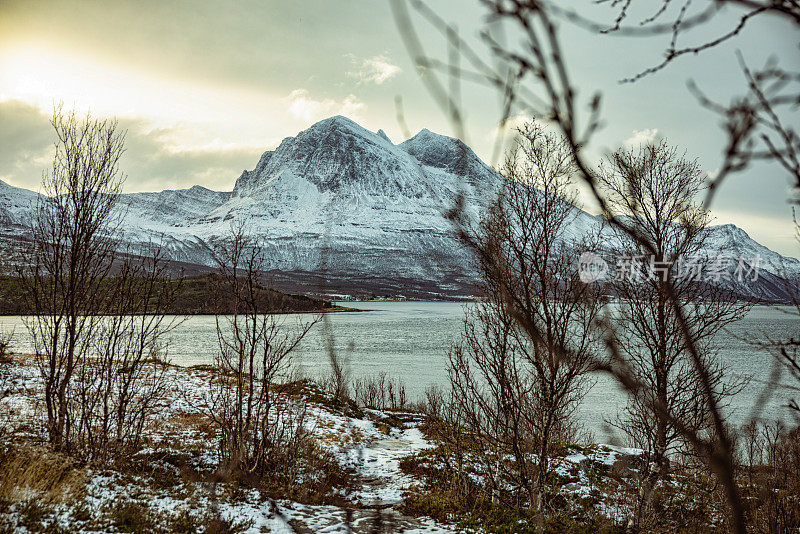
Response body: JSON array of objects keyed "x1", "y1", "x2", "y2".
[
  {"x1": 0, "y1": 329, "x2": 12, "y2": 363},
  {"x1": 352, "y1": 373, "x2": 383, "y2": 409},
  {"x1": 738, "y1": 420, "x2": 800, "y2": 531},
  {"x1": 201, "y1": 225, "x2": 319, "y2": 479},
  {"x1": 0, "y1": 251, "x2": 12, "y2": 366},
  {"x1": 352, "y1": 372, "x2": 408, "y2": 411},
  {"x1": 417, "y1": 385, "x2": 479, "y2": 504},
  {"x1": 0, "y1": 329, "x2": 12, "y2": 437},
  {"x1": 422, "y1": 384, "x2": 445, "y2": 417},
  {"x1": 69, "y1": 248, "x2": 181, "y2": 463}
]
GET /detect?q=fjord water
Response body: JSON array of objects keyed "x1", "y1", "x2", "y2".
[{"x1": 2, "y1": 302, "x2": 797, "y2": 441}]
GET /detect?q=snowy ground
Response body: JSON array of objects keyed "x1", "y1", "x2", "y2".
[
  {"x1": 0, "y1": 355, "x2": 649, "y2": 533},
  {"x1": 0, "y1": 354, "x2": 459, "y2": 533}
]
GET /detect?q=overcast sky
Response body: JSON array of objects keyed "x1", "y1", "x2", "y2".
[{"x1": 0, "y1": 1, "x2": 797, "y2": 255}]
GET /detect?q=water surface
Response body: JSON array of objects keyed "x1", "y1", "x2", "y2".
[{"x1": 2, "y1": 302, "x2": 797, "y2": 441}]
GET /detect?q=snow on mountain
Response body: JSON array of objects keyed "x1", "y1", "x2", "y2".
[
  {"x1": 0, "y1": 180, "x2": 39, "y2": 231},
  {"x1": 0, "y1": 115, "x2": 798, "y2": 301},
  {"x1": 144, "y1": 115, "x2": 504, "y2": 284},
  {"x1": 117, "y1": 185, "x2": 230, "y2": 228},
  {"x1": 703, "y1": 223, "x2": 800, "y2": 278}
]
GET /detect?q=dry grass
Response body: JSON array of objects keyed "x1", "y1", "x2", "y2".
[
  {"x1": 8, "y1": 353, "x2": 36, "y2": 364},
  {"x1": 0, "y1": 445, "x2": 87, "y2": 504},
  {"x1": 160, "y1": 412, "x2": 215, "y2": 435}
]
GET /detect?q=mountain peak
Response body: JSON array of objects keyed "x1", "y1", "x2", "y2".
[
  {"x1": 377, "y1": 129, "x2": 392, "y2": 143},
  {"x1": 400, "y1": 128, "x2": 480, "y2": 175},
  {"x1": 303, "y1": 115, "x2": 377, "y2": 138},
  {"x1": 293, "y1": 115, "x2": 396, "y2": 152},
  {"x1": 311, "y1": 114, "x2": 359, "y2": 128},
  {"x1": 406, "y1": 127, "x2": 455, "y2": 142},
  {"x1": 233, "y1": 115, "x2": 423, "y2": 195}
]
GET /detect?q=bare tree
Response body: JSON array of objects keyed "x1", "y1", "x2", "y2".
[
  {"x1": 598, "y1": 140, "x2": 751, "y2": 528},
  {"x1": 446, "y1": 122, "x2": 604, "y2": 518},
  {"x1": 19, "y1": 108, "x2": 181, "y2": 462},
  {"x1": 23, "y1": 107, "x2": 125, "y2": 453},
  {"x1": 202, "y1": 226, "x2": 319, "y2": 478},
  {"x1": 390, "y1": 1, "x2": 785, "y2": 528}
]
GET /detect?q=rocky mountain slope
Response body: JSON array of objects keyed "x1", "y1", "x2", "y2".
[{"x1": 1, "y1": 115, "x2": 798, "y2": 301}]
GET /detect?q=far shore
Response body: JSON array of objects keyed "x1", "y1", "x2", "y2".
[{"x1": 0, "y1": 305, "x2": 363, "y2": 317}]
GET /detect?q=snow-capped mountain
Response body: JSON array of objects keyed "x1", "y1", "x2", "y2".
[
  {"x1": 1, "y1": 115, "x2": 798, "y2": 301},
  {"x1": 0, "y1": 179, "x2": 39, "y2": 228}
]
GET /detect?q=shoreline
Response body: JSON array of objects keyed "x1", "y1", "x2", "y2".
[{"x1": 0, "y1": 305, "x2": 364, "y2": 318}]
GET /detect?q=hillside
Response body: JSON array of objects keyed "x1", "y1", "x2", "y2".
[{"x1": 0, "y1": 274, "x2": 349, "y2": 315}]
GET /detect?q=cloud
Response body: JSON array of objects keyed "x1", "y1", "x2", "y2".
[
  {"x1": 346, "y1": 54, "x2": 401, "y2": 85},
  {"x1": 623, "y1": 128, "x2": 660, "y2": 147},
  {"x1": 285, "y1": 89, "x2": 366, "y2": 123},
  {"x1": 0, "y1": 100, "x2": 55, "y2": 190},
  {"x1": 0, "y1": 100, "x2": 262, "y2": 193},
  {"x1": 120, "y1": 123, "x2": 262, "y2": 192}
]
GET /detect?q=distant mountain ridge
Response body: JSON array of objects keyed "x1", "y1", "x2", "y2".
[{"x1": 1, "y1": 115, "x2": 798, "y2": 302}]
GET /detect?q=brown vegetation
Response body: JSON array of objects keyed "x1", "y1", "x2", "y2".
[{"x1": 0, "y1": 274, "x2": 337, "y2": 315}]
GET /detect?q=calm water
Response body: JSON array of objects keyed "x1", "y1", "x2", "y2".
[{"x1": 2, "y1": 302, "x2": 797, "y2": 441}]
